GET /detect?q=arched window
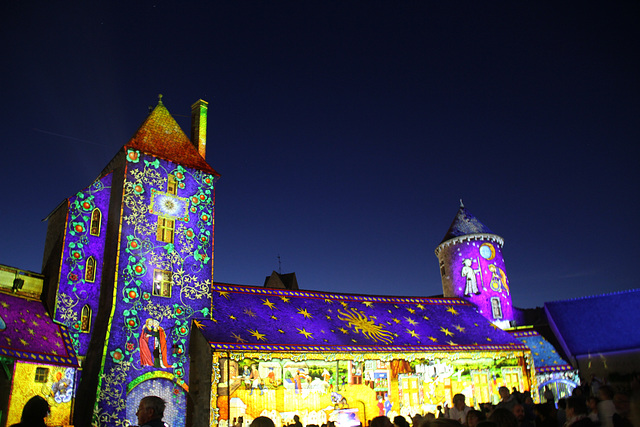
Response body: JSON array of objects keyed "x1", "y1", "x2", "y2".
[
  {"x1": 81, "y1": 304, "x2": 91, "y2": 332},
  {"x1": 90, "y1": 208, "x2": 102, "y2": 236},
  {"x1": 85, "y1": 256, "x2": 96, "y2": 283},
  {"x1": 491, "y1": 297, "x2": 503, "y2": 319}
]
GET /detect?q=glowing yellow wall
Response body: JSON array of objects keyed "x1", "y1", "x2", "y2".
[{"x1": 7, "y1": 362, "x2": 74, "y2": 426}]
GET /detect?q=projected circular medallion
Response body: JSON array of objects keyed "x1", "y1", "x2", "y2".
[{"x1": 480, "y1": 242, "x2": 496, "y2": 260}]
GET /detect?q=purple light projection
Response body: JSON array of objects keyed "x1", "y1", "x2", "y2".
[
  {"x1": 438, "y1": 237, "x2": 514, "y2": 323},
  {"x1": 95, "y1": 150, "x2": 217, "y2": 427},
  {"x1": 54, "y1": 173, "x2": 113, "y2": 356}
]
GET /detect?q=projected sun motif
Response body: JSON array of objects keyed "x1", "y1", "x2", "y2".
[{"x1": 337, "y1": 307, "x2": 395, "y2": 344}]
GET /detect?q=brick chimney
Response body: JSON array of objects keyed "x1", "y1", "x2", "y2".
[{"x1": 190, "y1": 99, "x2": 208, "y2": 159}]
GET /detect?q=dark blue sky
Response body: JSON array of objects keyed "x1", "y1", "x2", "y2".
[{"x1": 2, "y1": 1, "x2": 638, "y2": 308}]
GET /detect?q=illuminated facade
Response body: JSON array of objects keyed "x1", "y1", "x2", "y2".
[
  {"x1": 2, "y1": 98, "x2": 543, "y2": 427},
  {"x1": 189, "y1": 285, "x2": 535, "y2": 427}
]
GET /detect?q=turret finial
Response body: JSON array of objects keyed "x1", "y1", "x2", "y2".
[
  {"x1": 460, "y1": 198, "x2": 464, "y2": 208},
  {"x1": 158, "y1": 94, "x2": 164, "y2": 105}
]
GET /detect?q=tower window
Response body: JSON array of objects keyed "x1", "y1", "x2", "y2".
[
  {"x1": 85, "y1": 256, "x2": 96, "y2": 283},
  {"x1": 491, "y1": 297, "x2": 503, "y2": 319},
  {"x1": 90, "y1": 208, "x2": 102, "y2": 236},
  {"x1": 153, "y1": 269, "x2": 172, "y2": 298},
  {"x1": 35, "y1": 367, "x2": 49, "y2": 383},
  {"x1": 156, "y1": 217, "x2": 175, "y2": 243},
  {"x1": 81, "y1": 304, "x2": 92, "y2": 332},
  {"x1": 167, "y1": 174, "x2": 178, "y2": 195},
  {"x1": 439, "y1": 261, "x2": 446, "y2": 278}
]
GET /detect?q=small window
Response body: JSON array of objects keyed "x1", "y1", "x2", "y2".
[
  {"x1": 90, "y1": 208, "x2": 102, "y2": 236},
  {"x1": 491, "y1": 297, "x2": 503, "y2": 319},
  {"x1": 153, "y1": 269, "x2": 172, "y2": 298},
  {"x1": 439, "y1": 261, "x2": 446, "y2": 279},
  {"x1": 156, "y1": 217, "x2": 175, "y2": 243},
  {"x1": 81, "y1": 305, "x2": 91, "y2": 332},
  {"x1": 35, "y1": 367, "x2": 49, "y2": 383},
  {"x1": 167, "y1": 174, "x2": 178, "y2": 195},
  {"x1": 85, "y1": 256, "x2": 96, "y2": 283}
]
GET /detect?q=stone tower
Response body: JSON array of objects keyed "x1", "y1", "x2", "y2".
[
  {"x1": 41, "y1": 97, "x2": 219, "y2": 427},
  {"x1": 435, "y1": 201, "x2": 514, "y2": 328}
]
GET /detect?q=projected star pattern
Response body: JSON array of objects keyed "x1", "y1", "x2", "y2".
[{"x1": 199, "y1": 284, "x2": 528, "y2": 352}]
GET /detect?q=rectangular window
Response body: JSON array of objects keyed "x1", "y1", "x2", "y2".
[
  {"x1": 156, "y1": 217, "x2": 175, "y2": 243},
  {"x1": 153, "y1": 269, "x2": 172, "y2": 298},
  {"x1": 167, "y1": 174, "x2": 177, "y2": 195},
  {"x1": 35, "y1": 367, "x2": 49, "y2": 383},
  {"x1": 491, "y1": 297, "x2": 503, "y2": 319}
]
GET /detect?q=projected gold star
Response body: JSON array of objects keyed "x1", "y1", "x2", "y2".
[
  {"x1": 407, "y1": 329, "x2": 419, "y2": 338},
  {"x1": 446, "y1": 340, "x2": 457, "y2": 346},
  {"x1": 324, "y1": 299, "x2": 333, "y2": 304},
  {"x1": 454, "y1": 324, "x2": 466, "y2": 333},
  {"x1": 243, "y1": 308, "x2": 256, "y2": 318},
  {"x1": 486, "y1": 337, "x2": 492, "y2": 342},
  {"x1": 211, "y1": 317, "x2": 218, "y2": 323},
  {"x1": 339, "y1": 328, "x2": 349, "y2": 334},
  {"x1": 416, "y1": 304, "x2": 425, "y2": 310},
  {"x1": 193, "y1": 319, "x2": 204, "y2": 329},
  {"x1": 340, "y1": 301, "x2": 349, "y2": 309},
  {"x1": 440, "y1": 327, "x2": 454, "y2": 337},
  {"x1": 392, "y1": 318, "x2": 401, "y2": 324},
  {"x1": 28, "y1": 328, "x2": 35, "y2": 335},
  {"x1": 270, "y1": 315, "x2": 278, "y2": 320},
  {"x1": 406, "y1": 307, "x2": 415, "y2": 314},
  {"x1": 363, "y1": 301, "x2": 374, "y2": 308},
  {"x1": 248, "y1": 329, "x2": 267, "y2": 341},
  {"x1": 297, "y1": 328, "x2": 313, "y2": 339},
  {"x1": 297, "y1": 308, "x2": 312, "y2": 319},
  {"x1": 423, "y1": 316, "x2": 430, "y2": 321},
  {"x1": 428, "y1": 336, "x2": 438, "y2": 342},
  {"x1": 280, "y1": 296, "x2": 290, "y2": 303},
  {"x1": 262, "y1": 298, "x2": 276, "y2": 309},
  {"x1": 218, "y1": 291, "x2": 230, "y2": 299},
  {"x1": 405, "y1": 317, "x2": 417, "y2": 326},
  {"x1": 446, "y1": 306, "x2": 459, "y2": 315},
  {"x1": 231, "y1": 333, "x2": 247, "y2": 343},
  {"x1": 229, "y1": 315, "x2": 237, "y2": 320},
  {"x1": 278, "y1": 329, "x2": 285, "y2": 334},
  {"x1": 0, "y1": 301, "x2": 8, "y2": 308}
]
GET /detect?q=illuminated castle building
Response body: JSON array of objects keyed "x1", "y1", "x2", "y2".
[{"x1": 0, "y1": 97, "x2": 638, "y2": 427}]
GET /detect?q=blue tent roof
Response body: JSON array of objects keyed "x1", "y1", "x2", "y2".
[
  {"x1": 441, "y1": 204, "x2": 495, "y2": 244},
  {"x1": 197, "y1": 283, "x2": 528, "y2": 353},
  {"x1": 544, "y1": 289, "x2": 640, "y2": 357},
  {"x1": 511, "y1": 329, "x2": 573, "y2": 373}
]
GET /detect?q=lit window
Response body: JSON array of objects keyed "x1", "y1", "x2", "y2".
[
  {"x1": 35, "y1": 367, "x2": 49, "y2": 383},
  {"x1": 156, "y1": 217, "x2": 175, "y2": 243},
  {"x1": 85, "y1": 256, "x2": 96, "y2": 283},
  {"x1": 491, "y1": 297, "x2": 503, "y2": 319},
  {"x1": 153, "y1": 269, "x2": 172, "y2": 298},
  {"x1": 81, "y1": 305, "x2": 91, "y2": 332},
  {"x1": 167, "y1": 174, "x2": 177, "y2": 195},
  {"x1": 90, "y1": 208, "x2": 102, "y2": 236}
]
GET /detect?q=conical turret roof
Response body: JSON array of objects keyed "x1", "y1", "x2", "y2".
[
  {"x1": 440, "y1": 201, "x2": 495, "y2": 244},
  {"x1": 125, "y1": 97, "x2": 220, "y2": 176}
]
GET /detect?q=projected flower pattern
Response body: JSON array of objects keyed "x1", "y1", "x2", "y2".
[
  {"x1": 55, "y1": 174, "x2": 112, "y2": 355},
  {"x1": 94, "y1": 152, "x2": 217, "y2": 426}
]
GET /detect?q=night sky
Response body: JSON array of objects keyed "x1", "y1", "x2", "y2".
[{"x1": 2, "y1": 1, "x2": 638, "y2": 309}]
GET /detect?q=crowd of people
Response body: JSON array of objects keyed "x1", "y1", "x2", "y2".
[
  {"x1": 9, "y1": 377, "x2": 638, "y2": 427},
  {"x1": 363, "y1": 381, "x2": 639, "y2": 427}
]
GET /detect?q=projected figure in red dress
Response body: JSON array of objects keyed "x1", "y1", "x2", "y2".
[{"x1": 139, "y1": 318, "x2": 172, "y2": 368}]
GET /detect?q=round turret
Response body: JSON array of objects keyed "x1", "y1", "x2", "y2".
[{"x1": 435, "y1": 202, "x2": 513, "y2": 327}]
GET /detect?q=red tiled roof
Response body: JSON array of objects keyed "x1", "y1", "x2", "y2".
[{"x1": 125, "y1": 101, "x2": 220, "y2": 176}]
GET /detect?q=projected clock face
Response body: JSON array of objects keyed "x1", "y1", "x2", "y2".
[{"x1": 480, "y1": 243, "x2": 496, "y2": 260}]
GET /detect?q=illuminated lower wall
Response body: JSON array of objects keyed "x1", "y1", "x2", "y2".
[
  {"x1": 211, "y1": 350, "x2": 534, "y2": 427},
  {"x1": 7, "y1": 362, "x2": 75, "y2": 427}
]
